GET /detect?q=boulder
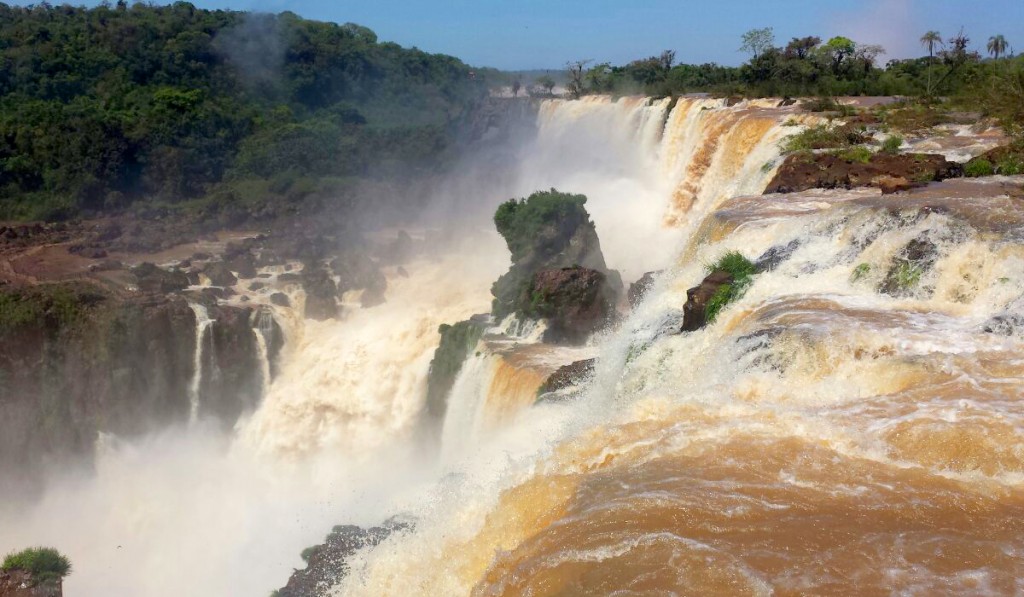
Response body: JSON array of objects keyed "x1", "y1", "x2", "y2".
[
  {"x1": 301, "y1": 267, "x2": 338, "y2": 320},
  {"x1": 682, "y1": 270, "x2": 734, "y2": 332},
  {"x1": 131, "y1": 262, "x2": 189, "y2": 294},
  {"x1": 277, "y1": 519, "x2": 411, "y2": 597},
  {"x1": 536, "y1": 358, "x2": 596, "y2": 403},
  {"x1": 765, "y1": 152, "x2": 963, "y2": 194},
  {"x1": 490, "y1": 189, "x2": 622, "y2": 321},
  {"x1": 202, "y1": 262, "x2": 237, "y2": 287},
  {"x1": 628, "y1": 271, "x2": 660, "y2": 309},
  {"x1": 879, "y1": 237, "x2": 938, "y2": 297},
  {"x1": 269, "y1": 292, "x2": 290, "y2": 308},
  {"x1": 527, "y1": 266, "x2": 617, "y2": 345},
  {"x1": 754, "y1": 240, "x2": 800, "y2": 273},
  {"x1": 0, "y1": 569, "x2": 61, "y2": 597}
]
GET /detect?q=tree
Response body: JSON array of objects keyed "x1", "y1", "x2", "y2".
[
  {"x1": 740, "y1": 27, "x2": 775, "y2": 59},
  {"x1": 784, "y1": 36, "x2": 821, "y2": 59},
  {"x1": 535, "y1": 74, "x2": 556, "y2": 95},
  {"x1": 511, "y1": 77, "x2": 521, "y2": 97},
  {"x1": 824, "y1": 36, "x2": 856, "y2": 73},
  {"x1": 920, "y1": 31, "x2": 942, "y2": 59},
  {"x1": 658, "y1": 49, "x2": 676, "y2": 71},
  {"x1": 566, "y1": 59, "x2": 592, "y2": 99},
  {"x1": 988, "y1": 34, "x2": 1008, "y2": 59}
]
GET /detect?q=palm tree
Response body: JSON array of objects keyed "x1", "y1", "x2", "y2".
[
  {"x1": 988, "y1": 34, "x2": 1009, "y2": 59},
  {"x1": 920, "y1": 31, "x2": 942, "y2": 59}
]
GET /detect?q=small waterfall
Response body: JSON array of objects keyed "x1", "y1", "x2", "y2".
[
  {"x1": 187, "y1": 302, "x2": 213, "y2": 424},
  {"x1": 251, "y1": 308, "x2": 276, "y2": 400}
]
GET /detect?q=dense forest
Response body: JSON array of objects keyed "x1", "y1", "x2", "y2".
[
  {"x1": 557, "y1": 28, "x2": 1023, "y2": 143},
  {"x1": 0, "y1": 2, "x2": 494, "y2": 222}
]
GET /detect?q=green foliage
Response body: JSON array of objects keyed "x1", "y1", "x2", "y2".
[
  {"x1": 964, "y1": 158, "x2": 995, "y2": 177},
  {"x1": 2, "y1": 547, "x2": 71, "y2": 583},
  {"x1": 837, "y1": 146, "x2": 873, "y2": 163},
  {"x1": 890, "y1": 261, "x2": 923, "y2": 290},
  {"x1": 493, "y1": 189, "x2": 589, "y2": 263},
  {"x1": 881, "y1": 136, "x2": 903, "y2": 154},
  {"x1": 0, "y1": 285, "x2": 99, "y2": 332},
  {"x1": 997, "y1": 154, "x2": 1023, "y2": 175},
  {"x1": 781, "y1": 124, "x2": 861, "y2": 153},
  {"x1": 703, "y1": 251, "x2": 756, "y2": 323},
  {"x1": 424, "y1": 320, "x2": 485, "y2": 418},
  {"x1": 299, "y1": 546, "x2": 317, "y2": 563},
  {"x1": 851, "y1": 262, "x2": 871, "y2": 282},
  {"x1": 0, "y1": 4, "x2": 488, "y2": 220}
]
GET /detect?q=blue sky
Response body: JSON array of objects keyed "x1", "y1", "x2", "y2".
[{"x1": 12, "y1": 0, "x2": 1024, "y2": 69}]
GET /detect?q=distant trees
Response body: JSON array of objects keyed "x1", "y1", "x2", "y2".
[
  {"x1": 988, "y1": 34, "x2": 1009, "y2": 59},
  {"x1": 535, "y1": 75, "x2": 556, "y2": 95},
  {"x1": 920, "y1": 31, "x2": 942, "y2": 59},
  {"x1": 566, "y1": 59, "x2": 592, "y2": 99},
  {"x1": 740, "y1": 27, "x2": 775, "y2": 59},
  {"x1": 0, "y1": 3, "x2": 490, "y2": 220}
]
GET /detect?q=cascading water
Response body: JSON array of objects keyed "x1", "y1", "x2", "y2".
[
  {"x1": 3, "y1": 96, "x2": 1017, "y2": 597},
  {"x1": 187, "y1": 302, "x2": 214, "y2": 423},
  {"x1": 333, "y1": 102, "x2": 1024, "y2": 596}
]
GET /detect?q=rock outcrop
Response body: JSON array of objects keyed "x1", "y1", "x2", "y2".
[
  {"x1": 681, "y1": 270, "x2": 735, "y2": 332},
  {"x1": 627, "y1": 271, "x2": 659, "y2": 309},
  {"x1": 536, "y1": 358, "x2": 596, "y2": 403},
  {"x1": 277, "y1": 520, "x2": 411, "y2": 597},
  {"x1": 526, "y1": 267, "x2": 617, "y2": 344},
  {"x1": 424, "y1": 318, "x2": 487, "y2": 420},
  {"x1": 765, "y1": 152, "x2": 963, "y2": 194},
  {"x1": 490, "y1": 189, "x2": 622, "y2": 326},
  {"x1": 0, "y1": 570, "x2": 60, "y2": 597}
]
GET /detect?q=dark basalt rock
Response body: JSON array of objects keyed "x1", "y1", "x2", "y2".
[
  {"x1": 132, "y1": 262, "x2": 189, "y2": 294},
  {"x1": 879, "y1": 236, "x2": 938, "y2": 297},
  {"x1": 301, "y1": 267, "x2": 338, "y2": 320},
  {"x1": 536, "y1": 358, "x2": 596, "y2": 403},
  {"x1": 528, "y1": 266, "x2": 617, "y2": 345},
  {"x1": 765, "y1": 152, "x2": 963, "y2": 194},
  {"x1": 754, "y1": 240, "x2": 801, "y2": 273},
  {"x1": 269, "y1": 292, "x2": 290, "y2": 307},
  {"x1": 277, "y1": 519, "x2": 412, "y2": 597},
  {"x1": 982, "y1": 314, "x2": 1024, "y2": 336},
  {"x1": 628, "y1": 271, "x2": 660, "y2": 309},
  {"x1": 682, "y1": 270, "x2": 734, "y2": 332},
  {"x1": 425, "y1": 319, "x2": 487, "y2": 419},
  {"x1": 490, "y1": 190, "x2": 622, "y2": 323},
  {"x1": 0, "y1": 568, "x2": 61, "y2": 597},
  {"x1": 202, "y1": 261, "x2": 237, "y2": 287}
]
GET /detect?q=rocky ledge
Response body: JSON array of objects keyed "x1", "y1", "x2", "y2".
[{"x1": 765, "y1": 152, "x2": 963, "y2": 195}]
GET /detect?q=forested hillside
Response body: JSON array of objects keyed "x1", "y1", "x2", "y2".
[{"x1": 0, "y1": 2, "x2": 491, "y2": 221}]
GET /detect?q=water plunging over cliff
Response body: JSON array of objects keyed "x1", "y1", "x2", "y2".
[
  {"x1": 333, "y1": 101, "x2": 1024, "y2": 596},
  {"x1": 187, "y1": 302, "x2": 214, "y2": 423}
]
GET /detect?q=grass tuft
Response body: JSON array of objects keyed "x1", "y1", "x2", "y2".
[{"x1": 2, "y1": 547, "x2": 71, "y2": 584}]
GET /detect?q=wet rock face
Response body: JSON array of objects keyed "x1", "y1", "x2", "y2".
[
  {"x1": 536, "y1": 358, "x2": 596, "y2": 403},
  {"x1": 879, "y1": 237, "x2": 938, "y2": 297},
  {"x1": 277, "y1": 520, "x2": 412, "y2": 597},
  {"x1": 0, "y1": 569, "x2": 61, "y2": 597},
  {"x1": 132, "y1": 262, "x2": 189, "y2": 293},
  {"x1": 491, "y1": 190, "x2": 621, "y2": 322},
  {"x1": 528, "y1": 267, "x2": 617, "y2": 345},
  {"x1": 0, "y1": 285, "x2": 195, "y2": 492},
  {"x1": 628, "y1": 271, "x2": 660, "y2": 309},
  {"x1": 765, "y1": 152, "x2": 963, "y2": 194},
  {"x1": 425, "y1": 319, "x2": 487, "y2": 419},
  {"x1": 681, "y1": 270, "x2": 734, "y2": 332},
  {"x1": 198, "y1": 304, "x2": 263, "y2": 425},
  {"x1": 301, "y1": 267, "x2": 338, "y2": 321}
]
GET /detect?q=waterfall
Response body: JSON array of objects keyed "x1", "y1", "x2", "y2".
[
  {"x1": 187, "y1": 302, "x2": 214, "y2": 423},
  {"x1": 334, "y1": 101, "x2": 1024, "y2": 596},
  {"x1": 251, "y1": 308, "x2": 275, "y2": 400}
]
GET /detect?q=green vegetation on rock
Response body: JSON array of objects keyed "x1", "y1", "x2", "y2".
[
  {"x1": 424, "y1": 320, "x2": 485, "y2": 419},
  {"x1": 2, "y1": 547, "x2": 71, "y2": 584},
  {"x1": 881, "y1": 136, "x2": 903, "y2": 154},
  {"x1": 493, "y1": 190, "x2": 589, "y2": 263},
  {"x1": 964, "y1": 158, "x2": 995, "y2": 177},
  {"x1": 703, "y1": 251, "x2": 756, "y2": 322}
]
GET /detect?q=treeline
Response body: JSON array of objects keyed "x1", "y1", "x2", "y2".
[
  {"x1": 565, "y1": 28, "x2": 1023, "y2": 138},
  {"x1": 0, "y1": 2, "x2": 491, "y2": 221}
]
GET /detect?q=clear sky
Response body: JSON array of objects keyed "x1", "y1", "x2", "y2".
[{"x1": 11, "y1": 0, "x2": 1024, "y2": 69}]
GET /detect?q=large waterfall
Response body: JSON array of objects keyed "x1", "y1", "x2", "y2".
[
  {"x1": 332, "y1": 101, "x2": 1024, "y2": 595},
  {"x1": 3, "y1": 96, "x2": 1021, "y2": 596}
]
